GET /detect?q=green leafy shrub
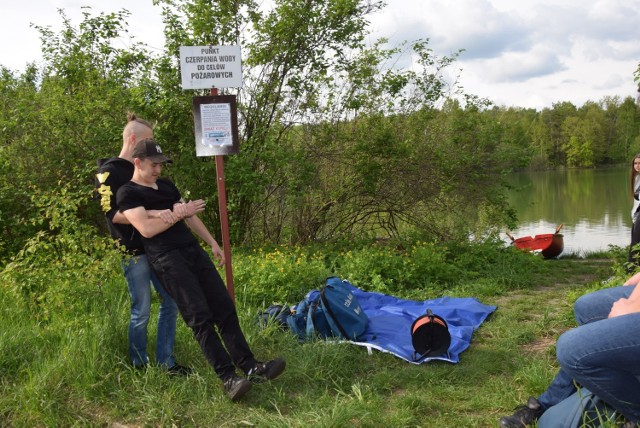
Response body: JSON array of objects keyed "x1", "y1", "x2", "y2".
[
  {"x1": 233, "y1": 246, "x2": 331, "y2": 307},
  {"x1": 330, "y1": 244, "x2": 409, "y2": 294},
  {"x1": 0, "y1": 182, "x2": 122, "y2": 325}
]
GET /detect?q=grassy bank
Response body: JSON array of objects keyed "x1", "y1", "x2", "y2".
[{"x1": 0, "y1": 241, "x2": 627, "y2": 427}]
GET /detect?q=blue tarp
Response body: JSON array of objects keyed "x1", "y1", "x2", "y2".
[{"x1": 343, "y1": 281, "x2": 497, "y2": 364}]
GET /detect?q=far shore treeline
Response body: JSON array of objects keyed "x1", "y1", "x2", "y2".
[{"x1": 1, "y1": 0, "x2": 640, "y2": 267}]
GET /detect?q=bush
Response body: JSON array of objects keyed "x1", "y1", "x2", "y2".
[{"x1": 233, "y1": 245, "x2": 331, "y2": 307}]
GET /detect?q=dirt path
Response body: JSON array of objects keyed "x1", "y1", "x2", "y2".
[{"x1": 491, "y1": 258, "x2": 616, "y2": 353}]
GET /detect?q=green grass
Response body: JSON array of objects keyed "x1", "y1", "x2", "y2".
[{"x1": 0, "y1": 242, "x2": 630, "y2": 427}]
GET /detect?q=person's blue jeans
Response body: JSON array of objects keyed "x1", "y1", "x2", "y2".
[
  {"x1": 122, "y1": 254, "x2": 178, "y2": 368},
  {"x1": 538, "y1": 285, "x2": 640, "y2": 422}
]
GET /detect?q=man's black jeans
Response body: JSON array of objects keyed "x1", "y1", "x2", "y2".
[{"x1": 150, "y1": 243, "x2": 256, "y2": 379}]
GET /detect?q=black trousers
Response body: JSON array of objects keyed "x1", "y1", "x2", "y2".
[
  {"x1": 629, "y1": 215, "x2": 640, "y2": 268},
  {"x1": 150, "y1": 243, "x2": 255, "y2": 379}
]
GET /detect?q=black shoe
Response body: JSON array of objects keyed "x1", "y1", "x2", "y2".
[
  {"x1": 167, "y1": 364, "x2": 194, "y2": 376},
  {"x1": 247, "y1": 358, "x2": 286, "y2": 384},
  {"x1": 222, "y1": 374, "x2": 252, "y2": 401},
  {"x1": 499, "y1": 397, "x2": 543, "y2": 428}
]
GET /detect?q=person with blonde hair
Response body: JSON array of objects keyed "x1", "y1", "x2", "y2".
[
  {"x1": 116, "y1": 138, "x2": 285, "y2": 401},
  {"x1": 95, "y1": 113, "x2": 192, "y2": 375}
]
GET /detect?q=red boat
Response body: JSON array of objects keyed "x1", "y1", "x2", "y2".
[{"x1": 507, "y1": 224, "x2": 564, "y2": 259}]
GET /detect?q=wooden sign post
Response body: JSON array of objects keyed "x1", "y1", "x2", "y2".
[{"x1": 180, "y1": 45, "x2": 243, "y2": 301}]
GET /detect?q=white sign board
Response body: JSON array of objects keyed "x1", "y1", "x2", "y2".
[{"x1": 180, "y1": 45, "x2": 242, "y2": 89}]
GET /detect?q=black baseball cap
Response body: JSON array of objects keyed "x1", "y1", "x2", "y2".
[{"x1": 132, "y1": 138, "x2": 172, "y2": 164}]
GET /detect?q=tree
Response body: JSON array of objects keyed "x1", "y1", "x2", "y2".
[
  {"x1": 529, "y1": 115, "x2": 552, "y2": 169},
  {"x1": 579, "y1": 101, "x2": 607, "y2": 164},
  {"x1": 0, "y1": 9, "x2": 157, "y2": 263},
  {"x1": 540, "y1": 101, "x2": 577, "y2": 166},
  {"x1": 561, "y1": 117, "x2": 592, "y2": 167},
  {"x1": 484, "y1": 106, "x2": 536, "y2": 171},
  {"x1": 615, "y1": 96, "x2": 640, "y2": 160},
  {"x1": 635, "y1": 61, "x2": 640, "y2": 102}
]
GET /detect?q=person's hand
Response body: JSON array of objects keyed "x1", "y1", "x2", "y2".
[
  {"x1": 211, "y1": 240, "x2": 225, "y2": 267},
  {"x1": 623, "y1": 270, "x2": 640, "y2": 286},
  {"x1": 156, "y1": 209, "x2": 179, "y2": 224},
  {"x1": 173, "y1": 199, "x2": 206, "y2": 219},
  {"x1": 148, "y1": 209, "x2": 178, "y2": 224},
  {"x1": 608, "y1": 298, "x2": 640, "y2": 318}
]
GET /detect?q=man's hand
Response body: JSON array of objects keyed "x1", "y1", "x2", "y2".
[
  {"x1": 173, "y1": 199, "x2": 206, "y2": 219},
  {"x1": 211, "y1": 240, "x2": 225, "y2": 267},
  {"x1": 147, "y1": 209, "x2": 179, "y2": 224},
  {"x1": 608, "y1": 297, "x2": 640, "y2": 318}
]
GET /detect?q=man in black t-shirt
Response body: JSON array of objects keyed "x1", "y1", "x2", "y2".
[
  {"x1": 95, "y1": 114, "x2": 191, "y2": 375},
  {"x1": 116, "y1": 138, "x2": 285, "y2": 401}
]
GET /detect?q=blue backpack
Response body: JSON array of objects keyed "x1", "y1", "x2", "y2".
[
  {"x1": 257, "y1": 304, "x2": 291, "y2": 329},
  {"x1": 321, "y1": 277, "x2": 369, "y2": 340},
  {"x1": 286, "y1": 277, "x2": 369, "y2": 342},
  {"x1": 286, "y1": 289, "x2": 333, "y2": 341}
]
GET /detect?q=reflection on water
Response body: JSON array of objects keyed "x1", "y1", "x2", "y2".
[{"x1": 506, "y1": 166, "x2": 631, "y2": 256}]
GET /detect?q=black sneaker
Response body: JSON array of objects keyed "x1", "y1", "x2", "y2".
[
  {"x1": 222, "y1": 375, "x2": 252, "y2": 401},
  {"x1": 499, "y1": 397, "x2": 543, "y2": 428},
  {"x1": 167, "y1": 364, "x2": 194, "y2": 376},
  {"x1": 247, "y1": 358, "x2": 286, "y2": 384}
]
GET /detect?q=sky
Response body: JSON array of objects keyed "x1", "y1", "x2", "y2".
[{"x1": 1, "y1": 0, "x2": 639, "y2": 110}]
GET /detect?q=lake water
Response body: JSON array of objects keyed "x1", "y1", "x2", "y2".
[{"x1": 506, "y1": 166, "x2": 632, "y2": 256}]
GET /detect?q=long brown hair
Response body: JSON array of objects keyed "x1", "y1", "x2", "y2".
[{"x1": 630, "y1": 154, "x2": 640, "y2": 199}]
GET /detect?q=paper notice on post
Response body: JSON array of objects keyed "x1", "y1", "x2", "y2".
[{"x1": 200, "y1": 103, "x2": 233, "y2": 147}]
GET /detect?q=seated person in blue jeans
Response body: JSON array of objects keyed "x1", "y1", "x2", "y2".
[
  {"x1": 499, "y1": 272, "x2": 640, "y2": 427},
  {"x1": 116, "y1": 138, "x2": 285, "y2": 401}
]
